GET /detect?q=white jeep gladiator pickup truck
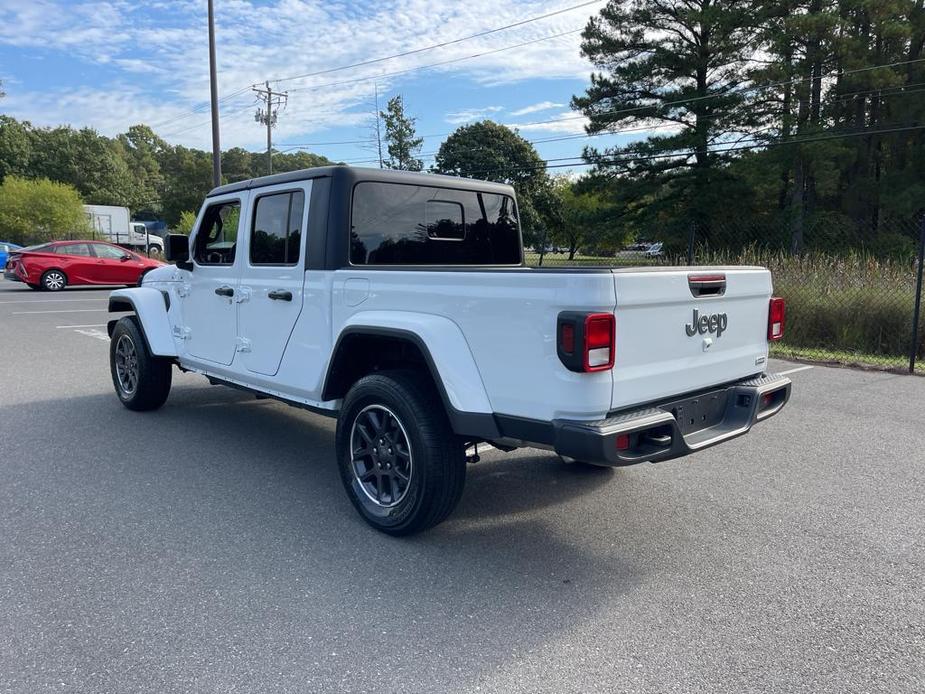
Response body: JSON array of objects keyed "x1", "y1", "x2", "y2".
[{"x1": 107, "y1": 166, "x2": 791, "y2": 535}]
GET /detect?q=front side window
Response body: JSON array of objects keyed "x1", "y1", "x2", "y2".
[
  {"x1": 250, "y1": 191, "x2": 304, "y2": 265},
  {"x1": 350, "y1": 182, "x2": 521, "y2": 266},
  {"x1": 91, "y1": 244, "x2": 126, "y2": 259},
  {"x1": 194, "y1": 200, "x2": 240, "y2": 266},
  {"x1": 59, "y1": 243, "x2": 93, "y2": 257}
]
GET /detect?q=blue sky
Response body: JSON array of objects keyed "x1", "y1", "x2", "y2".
[{"x1": 0, "y1": 0, "x2": 644, "y2": 173}]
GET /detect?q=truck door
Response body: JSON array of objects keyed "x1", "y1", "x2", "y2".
[
  {"x1": 182, "y1": 193, "x2": 247, "y2": 366},
  {"x1": 237, "y1": 181, "x2": 310, "y2": 376}
]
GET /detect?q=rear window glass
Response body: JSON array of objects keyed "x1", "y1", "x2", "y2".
[{"x1": 350, "y1": 182, "x2": 521, "y2": 265}]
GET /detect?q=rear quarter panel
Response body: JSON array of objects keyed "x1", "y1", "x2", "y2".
[{"x1": 330, "y1": 269, "x2": 617, "y2": 421}]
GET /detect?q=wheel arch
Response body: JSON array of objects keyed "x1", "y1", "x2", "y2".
[
  {"x1": 323, "y1": 320, "x2": 499, "y2": 440},
  {"x1": 107, "y1": 287, "x2": 177, "y2": 357}
]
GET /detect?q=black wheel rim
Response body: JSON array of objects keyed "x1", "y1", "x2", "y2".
[
  {"x1": 349, "y1": 405, "x2": 413, "y2": 508},
  {"x1": 114, "y1": 334, "x2": 139, "y2": 396}
]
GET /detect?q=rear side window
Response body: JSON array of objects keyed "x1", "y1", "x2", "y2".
[
  {"x1": 57, "y1": 243, "x2": 93, "y2": 256},
  {"x1": 250, "y1": 191, "x2": 304, "y2": 265},
  {"x1": 350, "y1": 182, "x2": 521, "y2": 265}
]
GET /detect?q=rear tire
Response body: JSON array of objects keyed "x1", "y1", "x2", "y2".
[
  {"x1": 41, "y1": 270, "x2": 67, "y2": 292},
  {"x1": 109, "y1": 316, "x2": 172, "y2": 411},
  {"x1": 335, "y1": 370, "x2": 466, "y2": 535}
]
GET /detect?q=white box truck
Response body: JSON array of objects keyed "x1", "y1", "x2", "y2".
[{"x1": 84, "y1": 205, "x2": 163, "y2": 256}]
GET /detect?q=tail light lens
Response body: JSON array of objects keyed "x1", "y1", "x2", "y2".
[
  {"x1": 768, "y1": 297, "x2": 785, "y2": 341},
  {"x1": 557, "y1": 312, "x2": 616, "y2": 372}
]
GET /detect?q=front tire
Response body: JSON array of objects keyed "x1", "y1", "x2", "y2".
[
  {"x1": 41, "y1": 270, "x2": 67, "y2": 291},
  {"x1": 109, "y1": 316, "x2": 172, "y2": 411},
  {"x1": 335, "y1": 370, "x2": 466, "y2": 536}
]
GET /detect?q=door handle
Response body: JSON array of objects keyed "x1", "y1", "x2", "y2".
[
  {"x1": 214, "y1": 286, "x2": 234, "y2": 297},
  {"x1": 268, "y1": 289, "x2": 293, "y2": 301}
]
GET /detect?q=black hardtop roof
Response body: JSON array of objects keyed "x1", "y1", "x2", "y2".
[{"x1": 206, "y1": 165, "x2": 516, "y2": 198}]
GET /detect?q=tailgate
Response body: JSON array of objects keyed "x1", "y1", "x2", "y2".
[{"x1": 611, "y1": 267, "x2": 772, "y2": 410}]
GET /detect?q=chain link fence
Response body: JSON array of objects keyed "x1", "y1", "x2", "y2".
[{"x1": 526, "y1": 218, "x2": 925, "y2": 374}]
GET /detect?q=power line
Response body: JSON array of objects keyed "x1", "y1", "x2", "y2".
[
  {"x1": 152, "y1": 26, "x2": 581, "y2": 144},
  {"x1": 264, "y1": 0, "x2": 604, "y2": 87},
  {"x1": 454, "y1": 123, "x2": 925, "y2": 177},
  {"x1": 147, "y1": 86, "x2": 254, "y2": 132},
  {"x1": 276, "y1": 74, "x2": 925, "y2": 153},
  {"x1": 139, "y1": 2, "x2": 601, "y2": 141},
  {"x1": 159, "y1": 99, "x2": 259, "y2": 139},
  {"x1": 286, "y1": 28, "x2": 582, "y2": 94}
]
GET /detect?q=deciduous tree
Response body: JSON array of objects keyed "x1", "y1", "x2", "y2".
[{"x1": 0, "y1": 176, "x2": 88, "y2": 244}]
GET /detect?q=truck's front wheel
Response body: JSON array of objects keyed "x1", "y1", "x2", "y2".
[
  {"x1": 109, "y1": 316, "x2": 172, "y2": 411},
  {"x1": 335, "y1": 371, "x2": 466, "y2": 535}
]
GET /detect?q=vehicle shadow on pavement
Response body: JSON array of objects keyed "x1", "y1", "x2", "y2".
[{"x1": 0, "y1": 385, "x2": 676, "y2": 692}]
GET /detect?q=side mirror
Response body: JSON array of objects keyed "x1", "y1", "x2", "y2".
[
  {"x1": 165, "y1": 234, "x2": 192, "y2": 270},
  {"x1": 120, "y1": 253, "x2": 133, "y2": 261}
]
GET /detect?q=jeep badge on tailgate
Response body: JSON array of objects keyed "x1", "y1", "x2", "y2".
[{"x1": 685, "y1": 308, "x2": 728, "y2": 338}]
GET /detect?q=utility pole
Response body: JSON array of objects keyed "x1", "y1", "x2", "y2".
[
  {"x1": 374, "y1": 83, "x2": 384, "y2": 169},
  {"x1": 207, "y1": 0, "x2": 222, "y2": 187},
  {"x1": 253, "y1": 81, "x2": 288, "y2": 176}
]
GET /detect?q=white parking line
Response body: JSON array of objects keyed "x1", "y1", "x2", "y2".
[
  {"x1": 55, "y1": 324, "x2": 107, "y2": 329},
  {"x1": 74, "y1": 328, "x2": 110, "y2": 342},
  {"x1": 778, "y1": 365, "x2": 815, "y2": 376},
  {"x1": 12, "y1": 309, "x2": 109, "y2": 315},
  {"x1": 0, "y1": 298, "x2": 109, "y2": 304}
]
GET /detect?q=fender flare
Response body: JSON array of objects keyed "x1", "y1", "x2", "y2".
[
  {"x1": 107, "y1": 287, "x2": 177, "y2": 357},
  {"x1": 324, "y1": 311, "x2": 499, "y2": 439}
]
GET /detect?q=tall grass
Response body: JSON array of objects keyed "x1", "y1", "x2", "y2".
[
  {"x1": 528, "y1": 246, "x2": 923, "y2": 366},
  {"x1": 694, "y1": 248, "x2": 924, "y2": 364}
]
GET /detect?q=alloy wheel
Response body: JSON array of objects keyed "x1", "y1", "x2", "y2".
[
  {"x1": 44, "y1": 272, "x2": 65, "y2": 291},
  {"x1": 114, "y1": 334, "x2": 139, "y2": 396},
  {"x1": 349, "y1": 404, "x2": 413, "y2": 508}
]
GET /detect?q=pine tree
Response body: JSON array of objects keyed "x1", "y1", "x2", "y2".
[
  {"x1": 381, "y1": 95, "x2": 423, "y2": 171},
  {"x1": 572, "y1": 0, "x2": 759, "y2": 237}
]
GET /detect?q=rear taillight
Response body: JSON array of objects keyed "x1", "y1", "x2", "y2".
[
  {"x1": 557, "y1": 312, "x2": 615, "y2": 372},
  {"x1": 768, "y1": 297, "x2": 785, "y2": 341}
]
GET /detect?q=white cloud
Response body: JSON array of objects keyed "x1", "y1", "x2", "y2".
[
  {"x1": 509, "y1": 100, "x2": 564, "y2": 116},
  {"x1": 444, "y1": 106, "x2": 503, "y2": 125},
  {"x1": 0, "y1": 0, "x2": 604, "y2": 148},
  {"x1": 506, "y1": 111, "x2": 588, "y2": 135}
]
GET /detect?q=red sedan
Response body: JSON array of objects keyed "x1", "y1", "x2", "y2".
[{"x1": 4, "y1": 241, "x2": 164, "y2": 291}]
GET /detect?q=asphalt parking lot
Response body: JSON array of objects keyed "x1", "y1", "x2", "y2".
[{"x1": 0, "y1": 280, "x2": 922, "y2": 694}]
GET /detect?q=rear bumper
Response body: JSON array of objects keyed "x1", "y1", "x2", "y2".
[{"x1": 551, "y1": 373, "x2": 791, "y2": 467}]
